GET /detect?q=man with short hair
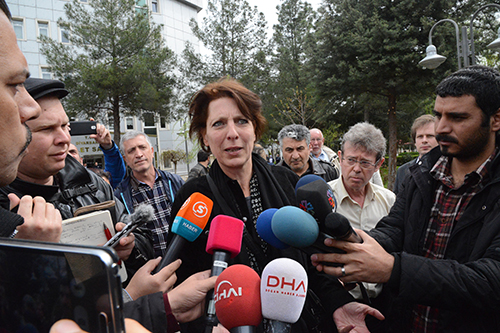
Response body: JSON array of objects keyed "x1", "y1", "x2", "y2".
[
  {"x1": 0, "y1": 77, "x2": 153, "y2": 271},
  {"x1": 277, "y1": 124, "x2": 339, "y2": 181},
  {"x1": 0, "y1": 1, "x2": 62, "y2": 241},
  {"x1": 115, "y1": 131, "x2": 184, "y2": 258},
  {"x1": 187, "y1": 150, "x2": 209, "y2": 181},
  {"x1": 327, "y1": 122, "x2": 395, "y2": 328},
  {"x1": 393, "y1": 114, "x2": 438, "y2": 195},
  {"x1": 313, "y1": 65, "x2": 500, "y2": 332}
]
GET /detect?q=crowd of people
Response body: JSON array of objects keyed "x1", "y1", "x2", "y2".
[{"x1": 2, "y1": 0, "x2": 500, "y2": 332}]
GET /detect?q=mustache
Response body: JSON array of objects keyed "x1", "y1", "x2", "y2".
[
  {"x1": 18, "y1": 124, "x2": 32, "y2": 157},
  {"x1": 435, "y1": 134, "x2": 458, "y2": 144}
]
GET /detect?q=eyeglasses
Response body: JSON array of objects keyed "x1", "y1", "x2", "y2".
[{"x1": 342, "y1": 157, "x2": 378, "y2": 169}]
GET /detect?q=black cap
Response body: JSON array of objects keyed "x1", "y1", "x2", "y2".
[{"x1": 24, "y1": 77, "x2": 69, "y2": 101}]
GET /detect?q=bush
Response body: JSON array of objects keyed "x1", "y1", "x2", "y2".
[{"x1": 397, "y1": 152, "x2": 419, "y2": 166}]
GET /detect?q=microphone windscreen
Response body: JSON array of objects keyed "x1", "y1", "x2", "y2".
[
  {"x1": 323, "y1": 212, "x2": 352, "y2": 238},
  {"x1": 261, "y1": 258, "x2": 308, "y2": 324},
  {"x1": 271, "y1": 206, "x2": 318, "y2": 248},
  {"x1": 206, "y1": 215, "x2": 244, "y2": 258},
  {"x1": 171, "y1": 192, "x2": 213, "y2": 241},
  {"x1": 294, "y1": 174, "x2": 325, "y2": 192},
  {"x1": 296, "y1": 178, "x2": 337, "y2": 224},
  {"x1": 124, "y1": 203, "x2": 154, "y2": 226},
  {"x1": 215, "y1": 264, "x2": 262, "y2": 329},
  {"x1": 256, "y1": 208, "x2": 289, "y2": 250}
]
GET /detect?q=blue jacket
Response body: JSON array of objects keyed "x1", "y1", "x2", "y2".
[
  {"x1": 114, "y1": 168, "x2": 184, "y2": 214},
  {"x1": 101, "y1": 141, "x2": 126, "y2": 189}
]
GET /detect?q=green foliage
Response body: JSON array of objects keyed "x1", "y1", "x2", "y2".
[
  {"x1": 162, "y1": 149, "x2": 187, "y2": 173},
  {"x1": 41, "y1": 0, "x2": 176, "y2": 143},
  {"x1": 397, "y1": 152, "x2": 419, "y2": 166}
]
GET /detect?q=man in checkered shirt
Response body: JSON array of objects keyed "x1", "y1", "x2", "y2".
[{"x1": 311, "y1": 65, "x2": 500, "y2": 332}]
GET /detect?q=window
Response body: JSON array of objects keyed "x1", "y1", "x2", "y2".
[
  {"x1": 12, "y1": 18, "x2": 24, "y2": 40},
  {"x1": 59, "y1": 26, "x2": 70, "y2": 44},
  {"x1": 37, "y1": 21, "x2": 50, "y2": 39},
  {"x1": 160, "y1": 117, "x2": 166, "y2": 128},
  {"x1": 151, "y1": 0, "x2": 159, "y2": 13},
  {"x1": 143, "y1": 113, "x2": 155, "y2": 127},
  {"x1": 126, "y1": 118, "x2": 134, "y2": 130},
  {"x1": 40, "y1": 67, "x2": 53, "y2": 79}
]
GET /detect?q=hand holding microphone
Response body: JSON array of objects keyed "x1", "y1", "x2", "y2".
[{"x1": 104, "y1": 203, "x2": 154, "y2": 248}]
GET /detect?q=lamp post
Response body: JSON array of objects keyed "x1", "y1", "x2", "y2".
[{"x1": 419, "y1": 3, "x2": 500, "y2": 69}]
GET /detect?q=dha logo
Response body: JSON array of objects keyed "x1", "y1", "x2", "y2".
[
  {"x1": 193, "y1": 201, "x2": 209, "y2": 218},
  {"x1": 265, "y1": 275, "x2": 306, "y2": 297},
  {"x1": 214, "y1": 280, "x2": 242, "y2": 303},
  {"x1": 180, "y1": 197, "x2": 191, "y2": 210}
]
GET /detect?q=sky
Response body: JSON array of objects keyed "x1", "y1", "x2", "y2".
[{"x1": 197, "y1": 0, "x2": 322, "y2": 39}]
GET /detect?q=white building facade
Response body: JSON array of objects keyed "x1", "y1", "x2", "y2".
[{"x1": 6, "y1": 0, "x2": 203, "y2": 175}]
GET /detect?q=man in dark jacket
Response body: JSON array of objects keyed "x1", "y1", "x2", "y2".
[
  {"x1": 186, "y1": 150, "x2": 209, "y2": 181},
  {"x1": 0, "y1": 77, "x2": 154, "y2": 276},
  {"x1": 312, "y1": 65, "x2": 500, "y2": 332},
  {"x1": 115, "y1": 130, "x2": 184, "y2": 258},
  {"x1": 277, "y1": 124, "x2": 339, "y2": 181}
]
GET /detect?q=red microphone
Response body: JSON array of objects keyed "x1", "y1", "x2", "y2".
[
  {"x1": 205, "y1": 215, "x2": 244, "y2": 331},
  {"x1": 215, "y1": 264, "x2": 262, "y2": 333}
]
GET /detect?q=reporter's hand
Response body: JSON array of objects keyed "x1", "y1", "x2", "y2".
[
  {"x1": 90, "y1": 123, "x2": 113, "y2": 150},
  {"x1": 113, "y1": 222, "x2": 135, "y2": 260},
  {"x1": 9, "y1": 194, "x2": 62, "y2": 242},
  {"x1": 333, "y1": 302, "x2": 385, "y2": 333},
  {"x1": 168, "y1": 270, "x2": 217, "y2": 323},
  {"x1": 125, "y1": 258, "x2": 180, "y2": 300},
  {"x1": 50, "y1": 318, "x2": 151, "y2": 333}
]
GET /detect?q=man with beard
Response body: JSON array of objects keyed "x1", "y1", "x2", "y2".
[
  {"x1": 312, "y1": 65, "x2": 500, "y2": 332},
  {"x1": 0, "y1": 0, "x2": 61, "y2": 240}
]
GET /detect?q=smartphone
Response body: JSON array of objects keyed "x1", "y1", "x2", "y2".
[
  {"x1": 70, "y1": 121, "x2": 97, "y2": 136},
  {"x1": 0, "y1": 238, "x2": 125, "y2": 333}
]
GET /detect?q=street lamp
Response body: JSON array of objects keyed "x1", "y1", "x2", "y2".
[{"x1": 419, "y1": 3, "x2": 500, "y2": 69}]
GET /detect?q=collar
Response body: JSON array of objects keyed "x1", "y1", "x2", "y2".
[
  {"x1": 334, "y1": 177, "x2": 374, "y2": 204},
  {"x1": 130, "y1": 168, "x2": 159, "y2": 190}
]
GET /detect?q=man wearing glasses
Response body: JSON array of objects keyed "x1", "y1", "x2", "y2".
[{"x1": 327, "y1": 122, "x2": 395, "y2": 330}]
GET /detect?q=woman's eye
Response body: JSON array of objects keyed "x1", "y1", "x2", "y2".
[
  {"x1": 213, "y1": 121, "x2": 223, "y2": 127},
  {"x1": 238, "y1": 119, "x2": 249, "y2": 124}
]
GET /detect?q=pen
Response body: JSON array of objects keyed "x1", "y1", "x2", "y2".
[{"x1": 103, "y1": 223, "x2": 112, "y2": 241}]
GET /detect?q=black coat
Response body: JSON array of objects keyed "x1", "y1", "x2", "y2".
[{"x1": 371, "y1": 146, "x2": 500, "y2": 332}]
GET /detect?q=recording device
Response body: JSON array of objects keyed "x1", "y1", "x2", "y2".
[
  {"x1": 214, "y1": 264, "x2": 262, "y2": 333},
  {"x1": 324, "y1": 212, "x2": 363, "y2": 243},
  {"x1": 205, "y1": 215, "x2": 245, "y2": 331},
  {"x1": 256, "y1": 208, "x2": 289, "y2": 250},
  {"x1": 261, "y1": 258, "x2": 308, "y2": 333},
  {"x1": 295, "y1": 174, "x2": 337, "y2": 225},
  {"x1": 104, "y1": 203, "x2": 154, "y2": 248},
  {"x1": 70, "y1": 121, "x2": 97, "y2": 136},
  {"x1": 0, "y1": 238, "x2": 125, "y2": 333},
  {"x1": 155, "y1": 193, "x2": 213, "y2": 273}
]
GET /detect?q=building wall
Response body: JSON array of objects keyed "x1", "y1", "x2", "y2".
[{"x1": 6, "y1": 0, "x2": 201, "y2": 174}]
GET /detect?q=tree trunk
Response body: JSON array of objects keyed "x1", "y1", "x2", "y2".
[
  {"x1": 387, "y1": 94, "x2": 397, "y2": 191},
  {"x1": 113, "y1": 96, "x2": 121, "y2": 144}
]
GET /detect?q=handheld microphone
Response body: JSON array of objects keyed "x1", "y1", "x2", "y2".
[
  {"x1": 205, "y1": 215, "x2": 245, "y2": 331},
  {"x1": 155, "y1": 192, "x2": 213, "y2": 273},
  {"x1": 324, "y1": 212, "x2": 363, "y2": 244},
  {"x1": 104, "y1": 203, "x2": 154, "y2": 248},
  {"x1": 295, "y1": 175, "x2": 337, "y2": 225},
  {"x1": 261, "y1": 258, "x2": 308, "y2": 333},
  {"x1": 214, "y1": 264, "x2": 262, "y2": 333},
  {"x1": 256, "y1": 208, "x2": 289, "y2": 250}
]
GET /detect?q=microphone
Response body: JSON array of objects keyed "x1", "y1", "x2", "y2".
[
  {"x1": 324, "y1": 212, "x2": 363, "y2": 244},
  {"x1": 104, "y1": 203, "x2": 154, "y2": 247},
  {"x1": 256, "y1": 208, "x2": 289, "y2": 250},
  {"x1": 261, "y1": 258, "x2": 307, "y2": 333},
  {"x1": 295, "y1": 174, "x2": 337, "y2": 226},
  {"x1": 214, "y1": 264, "x2": 262, "y2": 333},
  {"x1": 205, "y1": 215, "x2": 245, "y2": 331},
  {"x1": 155, "y1": 192, "x2": 213, "y2": 273}
]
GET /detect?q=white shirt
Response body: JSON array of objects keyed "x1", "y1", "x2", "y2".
[
  {"x1": 328, "y1": 178, "x2": 396, "y2": 299},
  {"x1": 310, "y1": 149, "x2": 329, "y2": 162}
]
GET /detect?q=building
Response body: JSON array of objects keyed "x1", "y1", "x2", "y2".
[{"x1": 7, "y1": 0, "x2": 202, "y2": 175}]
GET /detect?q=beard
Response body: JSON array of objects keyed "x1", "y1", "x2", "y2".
[
  {"x1": 437, "y1": 124, "x2": 491, "y2": 161},
  {"x1": 18, "y1": 124, "x2": 32, "y2": 157}
]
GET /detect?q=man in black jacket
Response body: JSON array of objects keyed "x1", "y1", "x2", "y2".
[
  {"x1": 312, "y1": 65, "x2": 500, "y2": 332},
  {"x1": 0, "y1": 77, "x2": 154, "y2": 275}
]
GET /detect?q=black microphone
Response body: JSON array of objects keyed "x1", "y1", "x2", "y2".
[
  {"x1": 104, "y1": 203, "x2": 154, "y2": 247},
  {"x1": 154, "y1": 192, "x2": 213, "y2": 273},
  {"x1": 323, "y1": 212, "x2": 363, "y2": 244}
]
